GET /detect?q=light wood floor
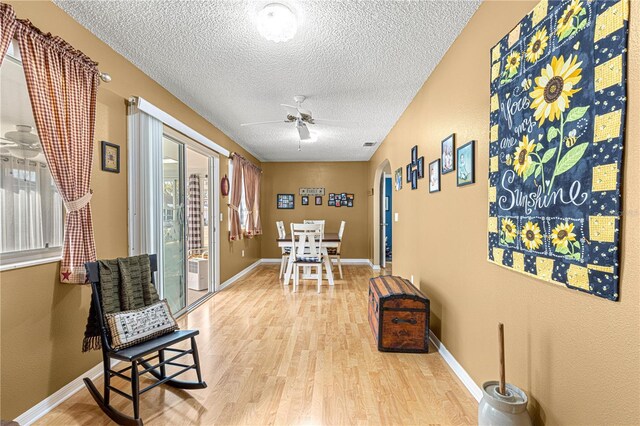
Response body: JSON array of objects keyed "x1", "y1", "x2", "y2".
[{"x1": 36, "y1": 265, "x2": 477, "y2": 425}]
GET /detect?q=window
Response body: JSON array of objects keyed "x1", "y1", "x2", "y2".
[
  {"x1": 0, "y1": 40, "x2": 63, "y2": 268},
  {"x1": 228, "y1": 159, "x2": 249, "y2": 230}
]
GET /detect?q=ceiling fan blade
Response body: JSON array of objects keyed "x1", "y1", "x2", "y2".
[
  {"x1": 313, "y1": 118, "x2": 352, "y2": 123},
  {"x1": 281, "y1": 104, "x2": 300, "y2": 116},
  {"x1": 240, "y1": 120, "x2": 285, "y2": 127},
  {"x1": 297, "y1": 122, "x2": 311, "y2": 140}
]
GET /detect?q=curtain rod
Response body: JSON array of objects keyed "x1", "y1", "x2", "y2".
[{"x1": 230, "y1": 152, "x2": 262, "y2": 172}]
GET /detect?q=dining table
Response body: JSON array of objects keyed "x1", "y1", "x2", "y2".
[{"x1": 276, "y1": 232, "x2": 341, "y2": 286}]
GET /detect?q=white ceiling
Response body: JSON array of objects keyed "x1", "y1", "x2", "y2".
[{"x1": 54, "y1": 0, "x2": 480, "y2": 162}]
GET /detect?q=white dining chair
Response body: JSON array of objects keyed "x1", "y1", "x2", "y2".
[
  {"x1": 303, "y1": 220, "x2": 325, "y2": 226},
  {"x1": 276, "y1": 221, "x2": 289, "y2": 279},
  {"x1": 328, "y1": 220, "x2": 346, "y2": 279},
  {"x1": 290, "y1": 223, "x2": 324, "y2": 293}
]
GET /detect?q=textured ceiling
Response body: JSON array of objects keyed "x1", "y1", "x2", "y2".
[{"x1": 55, "y1": 0, "x2": 480, "y2": 162}]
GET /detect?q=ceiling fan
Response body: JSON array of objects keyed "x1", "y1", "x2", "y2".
[
  {"x1": 240, "y1": 95, "x2": 338, "y2": 141},
  {"x1": 0, "y1": 125, "x2": 42, "y2": 159}
]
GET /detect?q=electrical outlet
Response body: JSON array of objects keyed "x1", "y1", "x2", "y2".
[
  {"x1": 241, "y1": 250, "x2": 245, "y2": 257},
  {"x1": 220, "y1": 212, "x2": 223, "y2": 222},
  {"x1": 410, "y1": 275, "x2": 414, "y2": 284}
]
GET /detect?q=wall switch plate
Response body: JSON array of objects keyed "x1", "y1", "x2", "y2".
[
  {"x1": 410, "y1": 275, "x2": 414, "y2": 284},
  {"x1": 220, "y1": 213, "x2": 223, "y2": 222},
  {"x1": 241, "y1": 250, "x2": 245, "y2": 257},
  {"x1": 394, "y1": 212, "x2": 399, "y2": 222}
]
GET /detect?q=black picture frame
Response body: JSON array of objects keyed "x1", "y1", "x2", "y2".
[
  {"x1": 277, "y1": 194, "x2": 295, "y2": 209},
  {"x1": 429, "y1": 159, "x2": 441, "y2": 193},
  {"x1": 411, "y1": 145, "x2": 418, "y2": 164},
  {"x1": 301, "y1": 195, "x2": 309, "y2": 205},
  {"x1": 328, "y1": 199, "x2": 336, "y2": 206},
  {"x1": 411, "y1": 170, "x2": 418, "y2": 190},
  {"x1": 456, "y1": 140, "x2": 476, "y2": 187},
  {"x1": 417, "y1": 156, "x2": 425, "y2": 179},
  {"x1": 315, "y1": 196, "x2": 323, "y2": 205},
  {"x1": 441, "y1": 134, "x2": 455, "y2": 174},
  {"x1": 406, "y1": 164, "x2": 412, "y2": 183},
  {"x1": 101, "y1": 141, "x2": 120, "y2": 173}
]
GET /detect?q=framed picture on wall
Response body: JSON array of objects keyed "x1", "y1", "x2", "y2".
[
  {"x1": 315, "y1": 196, "x2": 323, "y2": 205},
  {"x1": 457, "y1": 140, "x2": 475, "y2": 187},
  {"x1": 277, "y1": 194, "x2": 295, "y2": 209},
  {"x1": 328, "y1": 198, "x2": 336, "y2": 206},
  {"x1": 101, "y1": 141, "x2": 120, "y2": 173},
  {"x1": 394, "y1": 167, "x2": 403, "y2": 191},
  {"x1": 406, "y1": 164, "x2": 412, "y2": 183},
  {"x1": 417, "y1": 156, "x2": 425, "y2": 179},
  {"x1": 411, "y1": 145, "x2": 418, "y2": 164},
  {"x1": 301, "y1": 195, "x2": 309, "y2": 205},
  {"x1": 429, "y1": 159, "x2": 441, "y2": 193},
  {"x1": 411, "y1": 170, "x2": 418, "y2": 190},
  {"x1": 441, "y1": 134, "x2": 455, "y2": 174}
]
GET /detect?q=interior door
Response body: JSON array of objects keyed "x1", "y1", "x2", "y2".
[{"x1": 380, "y1": 174, "x2": 386, "y2": 268}]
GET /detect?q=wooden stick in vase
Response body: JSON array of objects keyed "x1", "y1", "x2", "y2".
[{"x1": 498, "y1": 322, "x2": 506, "y2": 395}]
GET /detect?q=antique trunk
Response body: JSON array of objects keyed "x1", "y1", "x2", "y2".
[{"x1": 368, "y1": 275, "x2": 430, "y2": 353}]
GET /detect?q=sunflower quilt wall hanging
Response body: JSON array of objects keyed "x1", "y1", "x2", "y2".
[{"x1": 487, "y1": 0, "x2": 629, "y2": 301}]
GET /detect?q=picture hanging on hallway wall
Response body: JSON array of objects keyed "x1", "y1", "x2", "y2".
[
  {"x1": 394, "y1": 168, "x2": 403, "y2": 191},
  {"x1": 487, "y1": 0, "x2": 629, "y2": 301}
]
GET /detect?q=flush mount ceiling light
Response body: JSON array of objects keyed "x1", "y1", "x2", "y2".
[{"x1": 256, "y1": 3, "x2": 297, "y2": 43}]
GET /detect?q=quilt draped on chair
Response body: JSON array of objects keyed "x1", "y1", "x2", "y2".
[{"x1": 3, "y1": 5, "x2": 100, "y2": 283}]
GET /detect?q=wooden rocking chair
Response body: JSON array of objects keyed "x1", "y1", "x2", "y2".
[{"x1": 83, "y1": 254, "x2": 207, "y2": 426}]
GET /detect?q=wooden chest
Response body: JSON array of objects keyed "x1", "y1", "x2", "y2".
[{"x1": 368, "y1": 275, "x2": 430, "y2": 353}]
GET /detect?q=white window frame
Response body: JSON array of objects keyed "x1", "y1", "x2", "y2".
[{"x1": 0, "y1": 40, "x2": 63, "y2": 271}]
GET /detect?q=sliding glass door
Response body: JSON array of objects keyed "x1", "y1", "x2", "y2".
[{"x1": 162, "y1": 136, "x2": 187, "y2": 314}]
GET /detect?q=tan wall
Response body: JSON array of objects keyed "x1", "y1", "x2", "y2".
[
  {"x1": 368, "y1": 1, "x2": 640, "y2": 425},
  {"x1": 0, "y1": 1, "x2": 261, "y2": 419},
  {"x1": 261, "y1": 162, "x2": 369, "y2": 259}
]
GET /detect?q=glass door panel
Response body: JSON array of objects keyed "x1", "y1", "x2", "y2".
[
  {"x1": 185, "y1": 147, "x2": 213, "y2": 306},
  {"x1": 162, "y1": 136, "x2": 186, "y2": 314}
]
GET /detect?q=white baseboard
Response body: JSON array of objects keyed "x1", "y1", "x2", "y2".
[
  {"x1": 429, "y1": 330, "x2": 483, "y2": 402},
  {"x1": 218, "y1": 259, "x2": 263, "y2": 290},
  {"x1": 14, "y1": 360, "x2": 118, "y2": 425},
  {"x1": 261, "y1": 258, "x2": 372, "y2": 265},
  {"x1": 369, "y1": 260, "x2": 381, "y2": 270}
]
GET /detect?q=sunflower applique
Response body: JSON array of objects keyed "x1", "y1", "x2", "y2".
[
  {"x1": 501, "y1": 218, "x2": 518, "y2": 244},
  {"x1": 505, "y1": 51, "x2": 521, "y2": 74},
  {"x1": 521, "y1": 221, "x2": 543, "y2": 251},
  {"x1": 526, "y1": 27, "x2": 548, "y2": 63},
  {"x1": 551, "y1": 221, "x2": 581, "y2": 259},
  {"x1": 512, "y1": 135, "x2": 536, "y2": 178},
  {"x1": 557, "y1": 0, "x2": 586, "y2": 40},
  {"x1": 529, "y1": 55, "x2": 583, "y2": 126}
]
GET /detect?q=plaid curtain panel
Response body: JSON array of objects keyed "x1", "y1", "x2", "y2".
[
  {"x1": 187, "y1": 174, "x2": 202, "y2": 251},
  {"x1": 228, "y1": 154, "x2": 245, "y2": 241},
  {"x1": 13, "y1": 15, "x2": 100, "y2": 283},
  {"x1": 0, "y1": 4, "x2": 17, "y2": 66}
]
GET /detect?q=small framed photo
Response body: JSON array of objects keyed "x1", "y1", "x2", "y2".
[
  {"x1": 411, "y1": 145, "x2": 418, "y2": 164},
  {"x1": 394, "y1": 168, "x2": 403, "y2": 191},
  {"x1": 457, "y1": 140, "x2": 476, "y2": 187},
  {"x1": 335, "y1": 200, "x2": 341, "y2": 207},
  {"x1": 346, "y1": 194, "x2": 354, "y2": 207},
  {"x1": 411, "y1": 170, "x2": 418, "y2": 190},
  {"x1": 101, "y1": 141, "x2": 120, "y2": 173},
  {"x1": 277, "y1": 194, "x2": 295, "y2": 209},
  {"x1": 441, "y1": 134, "x2": 455, "y2": 174},
  {"x1": 429, "y1": 159, "x2": 441, "y2": 193},
  {"x1": 328, "y1": 198, "x2": 336, "y2": 206},
  {"x1": 417, "y1": 156, "x2": 425, "y2": 179},
  {"x1": 315, "y1": 195, "x2": 323, "y2": 205},
  {"x1": 301, "y1": 195, "x2": 309, "y2": 205},
  {"x1": 406, "y1": 164, "x2": 412, "y2": 183}
]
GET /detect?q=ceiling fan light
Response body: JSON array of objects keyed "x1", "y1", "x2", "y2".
[{"x1": 256, "y1": 3, "x2": 297, "y2": 43}]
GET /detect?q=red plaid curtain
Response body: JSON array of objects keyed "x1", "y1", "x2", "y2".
[
  {"x1": 228, "y1": 154, "x2": 245, "y2": 241},
  {"x1": 15, "y1": 18, "x2": 99, "y2": 283},
  {"x1": 0, "y1": 3, "x2": 16, "y2": 65},
  {"x1": 242, "y1": 161, "x2": 262, "y2": 237}
]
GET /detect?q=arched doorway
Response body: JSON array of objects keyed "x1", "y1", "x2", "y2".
[{"x1": 372, "y1": 159, "x2": 392, "y2": 270}]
